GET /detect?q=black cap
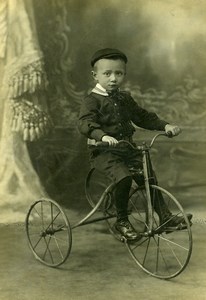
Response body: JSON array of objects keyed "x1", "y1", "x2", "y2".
[{"x1": 91, "y1": 48, "x2": 128, "y2": 67}]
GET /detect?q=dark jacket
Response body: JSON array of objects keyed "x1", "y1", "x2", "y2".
[{"x1": 78, "y1": 91, "x2": 168, "y2": 141}]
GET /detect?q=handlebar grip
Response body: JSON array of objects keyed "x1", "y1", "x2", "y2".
[
  {"x1": 94, "y1": 140, "x2": 137, "y2": 150},
  {"x1": 95, "y1": 141, "x2": 109, "y2": 147}
]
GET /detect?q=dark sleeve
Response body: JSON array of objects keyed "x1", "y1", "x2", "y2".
[
  {"x1": 78, "y1": 95, "x2": 106, "y2": 141},
  {"x1": 127, "y1": 95, "x2": 168, "y2": 131}
]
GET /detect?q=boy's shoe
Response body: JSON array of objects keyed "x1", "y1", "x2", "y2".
[
  {"x1": 161, "y1": 213, "x2": 193, "y2": 228},
  {"x1": 115, "y1": 219, "x2": 141, "y2": 241}
]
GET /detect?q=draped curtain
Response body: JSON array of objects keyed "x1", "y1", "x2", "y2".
[{"x1": 0, "y1": 0, "x2": 50, "y2": 223}]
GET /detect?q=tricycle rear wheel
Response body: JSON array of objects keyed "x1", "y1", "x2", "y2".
[{"x1": 25, "y1": 198, "x2": 72, "y2": 267}]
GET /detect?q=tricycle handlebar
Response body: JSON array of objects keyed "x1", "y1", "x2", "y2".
[{"x1": 94, "y1": 132, "x2": 173, "y2": 150}]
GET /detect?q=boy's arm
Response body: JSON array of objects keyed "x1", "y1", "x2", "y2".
[
  {"x1": 128, "y1": 96, "x2": 181, "y2": 136},
  {"x1": 78, "y1": 96, "x2": 106, "y2": 141},
  {"x1": 127, "y1": 95, "x2": 168, "y2": 131}
]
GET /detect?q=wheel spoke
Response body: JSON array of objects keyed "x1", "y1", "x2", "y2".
[
  {"x1": 31, "y1": 235, "x2": 44, "y2": 250},
  {"x1": 50, "y1": 235, "x2": 69, "y2": 244},
  {"x1": 130, "y1": 237, "x2": 149, "y2": 251},
  {"x1": 160, "y1": 236, "x2": 183, "y2": 268},
  {"x1": 155, "y1": 211, "x2": 183, "y2": 230},
  {"x1": 130, "y1": 213, "x2": 148, "y2": 228},
  {"x1": 41, "y1": 202, "x2": 45, "y2": 229},
  {"x1": 142, "y1": 237, "x2": 151, "y2": 266},
  {"x1": 152, "y1": 235, "x2": 171, "y2": 275},
  {"x1": 33, "y1": 206, "x2": 43, "y2": 219},
  {"x1": 157, "y1": 234, "x2": 190, "y2": 252},
  {"x1": 43, "y1": 236, "x2": 54, "y2": 263},
  {"x1": 41, "y1": 211, "x2": 61, "y2": 237},
  {"x1": 155, "y1": 235, "x2": 160, "y2": 274},
  {"x1": 53, "y1": 236, "x2": 65, "y2": 260}
]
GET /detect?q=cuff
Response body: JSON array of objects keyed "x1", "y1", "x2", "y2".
[
  {"x1": 90, "y1": 129, "x2": 106, "y2": 141},
  {"x1": 158, "y1": 121, "x2": 169, "y2": 131}
]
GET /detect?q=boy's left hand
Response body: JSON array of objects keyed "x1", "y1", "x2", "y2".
[{"x1": 165, "y1": 124, "x2": 181, "y2": 136}]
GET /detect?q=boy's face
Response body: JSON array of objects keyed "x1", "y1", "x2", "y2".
[{"x1": 92, "y1": 58, "x2": 126, "y2": 92}]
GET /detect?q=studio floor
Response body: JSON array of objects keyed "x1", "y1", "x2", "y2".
[{"x1": 0, "y1": 206, "x2": 206, "y2": 300}]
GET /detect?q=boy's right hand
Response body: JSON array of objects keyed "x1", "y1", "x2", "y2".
[{"x1": 102, "y1": 135, "x2": 119, "y2": 146}]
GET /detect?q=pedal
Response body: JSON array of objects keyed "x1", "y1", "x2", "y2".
[{"x1": 164, "y1": 222, "x2": 190, "y2": 234}]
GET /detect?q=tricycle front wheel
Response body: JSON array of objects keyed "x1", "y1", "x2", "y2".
[{"x1": 126, "y1": 185, "x2": 193, "y2": 279}]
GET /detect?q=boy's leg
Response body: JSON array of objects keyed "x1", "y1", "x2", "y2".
[
  {"x1": 150, "y1": 173, "x2": 193, "y2": 227},
  {"x1": 91, "y1": 151, "x2": 141, "y2": 240},
  {"x1": 114, "y1": 176, "x2": 141, "y2": 240},
  {"x1": 114, "y1": 176, "x2": 132, "y2": 220}
]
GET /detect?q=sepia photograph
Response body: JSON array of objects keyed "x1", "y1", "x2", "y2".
[{"x1": 0, "y1": 0, "x2": 205, "y2": 299}]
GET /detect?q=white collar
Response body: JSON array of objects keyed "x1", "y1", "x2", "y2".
[{"x1": 91, "y1": 83, "x2": 109, "y2": 96}]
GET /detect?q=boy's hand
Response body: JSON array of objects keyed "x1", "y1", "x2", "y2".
[
  {"x1": 102, "y1": 135, "x2": 119, "y2": 146},
  {"x1": 165, "y1": 124, "x2": 181, "y2": 136}
]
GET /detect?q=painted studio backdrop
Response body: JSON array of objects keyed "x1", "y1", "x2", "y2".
[{"x1": 0, "y1": 0, "x2": 205, "y2": 222}]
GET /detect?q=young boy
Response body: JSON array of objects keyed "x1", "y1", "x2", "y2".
[{"x1": 78, "y1": 48, "x2": 192, "y2": 241}]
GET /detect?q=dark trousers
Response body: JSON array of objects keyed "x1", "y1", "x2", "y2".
[
  {"x1": 90, "y1": 147, "x2": 169, "y2": 221},
  {"x1": 90, "y1": 148, "x2": 144, "y2": 220}
]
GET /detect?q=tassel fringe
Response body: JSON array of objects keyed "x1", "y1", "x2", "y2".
[{"x1": 10, "y1": 99, "x2": 53, "y2": 142}]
